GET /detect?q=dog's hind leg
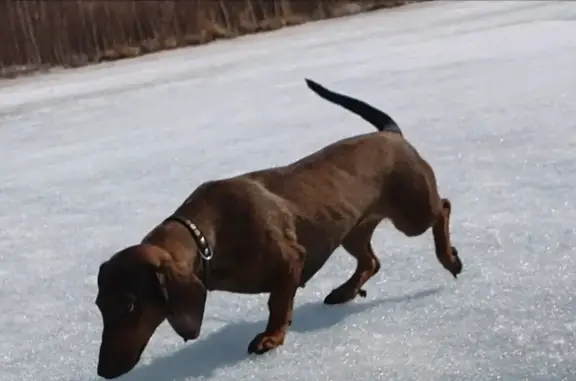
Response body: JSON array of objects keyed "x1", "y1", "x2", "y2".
[
  {"x1": 324, "y1": 218, "x2": 381, "y2": 305},
  {"x1": 432, "y1": 198, "x2": 462, "y2": 278}
]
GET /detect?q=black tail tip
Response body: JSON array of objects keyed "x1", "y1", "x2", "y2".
[{"x1": 305, "y1": 78, "x2": 323, "y2": 91}]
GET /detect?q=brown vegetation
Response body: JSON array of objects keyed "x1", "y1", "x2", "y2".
[{"x1": 0, "y1": 0, "x2": 425, "y2": 78}]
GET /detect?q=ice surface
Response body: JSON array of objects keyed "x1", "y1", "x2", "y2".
[{"x1": 1, "y1": 1, "x2": 576, "y2": 380}]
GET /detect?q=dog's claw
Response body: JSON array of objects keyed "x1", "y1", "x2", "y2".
[
  {"x1": 358, "y1": 289, "x2": 367, "y2": 298},
  {"x1": 450, "y1": 246, "x2": 462, "y2": 279}
]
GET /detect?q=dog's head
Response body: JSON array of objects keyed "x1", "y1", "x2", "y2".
[{"x1": 95, "y1": 244, "x2": 207, "y2": 379}]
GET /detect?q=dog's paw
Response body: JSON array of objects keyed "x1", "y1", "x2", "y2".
[
  {"x1": 324, "y1": 287, "x2": 364, "y2": 305},
  {"x1": 247, "y1": 332, "x2": 285, "y2": 355},
  {"x1": 450, "y1": 246, "x2": 462, "y2": 279}
]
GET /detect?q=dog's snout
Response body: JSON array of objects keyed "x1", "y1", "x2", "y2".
[
  {"x1": 97, "y1": 352, "x2": 140, "y2": 379},
  {"x1": 97, "y1": 360, "x2": 128, "y2": 380},
  {"x1": 97, "y1": 339, "x2": 144, "y2": 379},
  {"x1": 97, "y1": 368, "x2": 119, "y2": 379}
]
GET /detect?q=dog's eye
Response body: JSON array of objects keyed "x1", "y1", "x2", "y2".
[{"x1": 120, "y1": 294, "x2": 137, "y2": 315}]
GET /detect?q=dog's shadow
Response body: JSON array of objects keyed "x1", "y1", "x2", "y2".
[{"x1": 113, "y1": 287, "x2": 443, "y2": 381}]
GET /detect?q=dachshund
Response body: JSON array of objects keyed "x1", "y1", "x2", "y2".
[{"x1": 95, "y1": 78, "x2": 462, "y2": 379}]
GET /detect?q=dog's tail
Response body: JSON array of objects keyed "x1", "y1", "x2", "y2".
[{"x1": 305, "y1": 78, "x2": 402, "y2": 135}]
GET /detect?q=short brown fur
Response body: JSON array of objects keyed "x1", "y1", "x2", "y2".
[{"x1": 95, "y1": 79, "x2": 462, "y2": 379}]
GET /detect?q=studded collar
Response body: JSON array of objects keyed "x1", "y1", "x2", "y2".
[{"x1": 163, "y1": 214, "x2": 213, "y2": 288}]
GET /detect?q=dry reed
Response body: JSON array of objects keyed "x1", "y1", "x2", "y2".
[{"x1": 0, "y1": 0, "x2": 424, "y2": 78}]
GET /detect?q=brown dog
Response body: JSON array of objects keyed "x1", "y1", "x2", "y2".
[{"x1": 95, "y1": 79, "x2": 462, "y2": 379}]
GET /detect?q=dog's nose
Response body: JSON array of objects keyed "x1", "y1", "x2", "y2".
[
  {"x1": 97, "y1": 357, "x2": 132, "y2": 379},
  {"x1": 97, "y1": 339, "x2": 146, "y2": 379},
  {"x1": 97, "y1": 363, "x2": 122, "y2": 379},
  {"x1": 180, "y1": 327, "x2": 200, "y2": 342}
]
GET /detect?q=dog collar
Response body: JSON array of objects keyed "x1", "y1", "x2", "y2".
[{"x1": 163, "y1": 214, "x2": 213, "y2": 288}]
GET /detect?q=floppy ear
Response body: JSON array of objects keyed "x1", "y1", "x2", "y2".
[{"x1": 156, "y1": 263, "x2": 207, "y2": 342}]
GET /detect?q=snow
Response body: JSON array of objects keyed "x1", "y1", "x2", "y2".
[{"x1": 1, "y1": 1, "x2": 576, "y2": 380}]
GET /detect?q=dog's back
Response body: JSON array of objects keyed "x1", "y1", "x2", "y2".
[
  {"x1": 245, "y1": 77, "x2": 422, "y2": 210},
  {"x1": 178, "y1": 78, "x2": 457, "y2": 289}
]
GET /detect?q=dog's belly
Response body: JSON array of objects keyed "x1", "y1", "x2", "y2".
[
  {"x1": 294, "y1": 211, "x2": 362, "y2": 287},
  {"x1": 298, "y1": 228, "x2": 346, "y2": 287},
  {"x1": 300, "y1": 248, "x2": 336, "y2": 286}
]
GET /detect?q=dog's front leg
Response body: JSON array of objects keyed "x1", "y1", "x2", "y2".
[{"x1": 247, "y1": 274, "x2": 299, "y2": 354}]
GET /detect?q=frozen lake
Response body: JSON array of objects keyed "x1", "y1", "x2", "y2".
[{"x1": 1, "y1": 1, "x2": 575, "y2": 380}]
